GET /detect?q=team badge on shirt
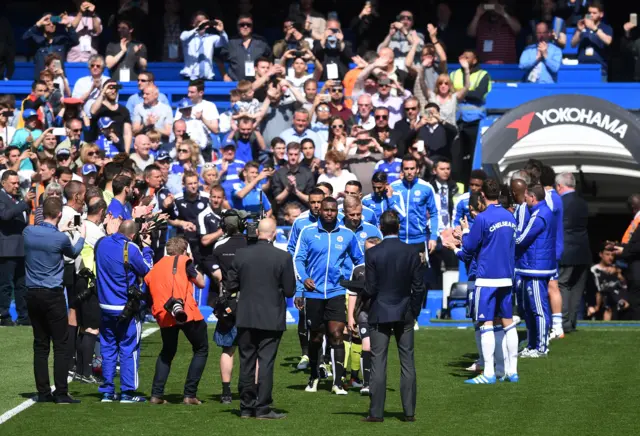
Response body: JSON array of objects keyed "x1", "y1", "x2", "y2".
[
  {"x1": 360, "y1": 232, "x2": 367, "y2": 239},
  {"x1": 337, "y1": 236, "x2": 344, "y2": 242},
  {"x1": 197, "y1": 202, "x2": 205, "y2": 210},
  {"x1": 414, "y1": 190, "x2": 421, "y2": 196}
]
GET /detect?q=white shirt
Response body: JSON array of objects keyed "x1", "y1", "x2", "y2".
[
  {"x1": 174, "y1": 99, "x2": 219, "y2": 146},
  {"x1": 180, "y1": 29, "x2": 229, "y2": 80},
  {"x1": 84, "y1": 220, "x2": 106, "y2": 249},
  {"x1": 72, "y1": 75, "x2": 109, "y2": 116},
  {"x1": 59, "y1": 205, "x2": 83, "y2": 270},
  {"x1": 0, "y1": 125, "x2": 16, "y2": 145},
  {"x1": 287, "y1": 73, "x2": 313, "y2": 94},
  {"x1": 317, "y1": 170, "x2": 358, "y2": 195},
  {"x1": 130, "y1": 153, "x2": 155, "y2": 170}
]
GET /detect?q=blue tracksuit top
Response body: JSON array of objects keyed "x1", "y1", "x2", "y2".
[
  {"x1": 455, "y1": 204, "x2": 516, "y2": 287},
  {"x1": 293, "y1": 221, "x2": 364, "y2": 299},
  {"x1": 338, "y1": 204, "x2": 378, "y2": 227},
  {"x1": 514, "y1": 202, "x2": 531, "y2": 234},
  {"x1": 453, "y1": 192, "x2": 476, "y2": 228},
  {"x1": 287, "y1": 210, "x2": 345, "y2": 255},
  {"x1": 545, "y1": 188, "x2": 564, "y2": 262},
  {"x1": 515, "y1": 202, "x2": 556, "y2": 278},
  {"x1": 95, "y1": 233, "x2": 154, "y2": 315},
  {"x1": 362, "y1": 191, "x2": 403, "y2": 222},
  {"x1": 390, "y1": 178, "x2": 439, "y2": 244}
]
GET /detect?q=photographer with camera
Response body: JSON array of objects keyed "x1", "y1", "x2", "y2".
[
  {"x1": 180, "y1": 12, "x2": 228, "y2": 81},
  {"x1": 225, "y1": 218, "x2": 295, "y2": 419},
  {"x1": 209, "y1": 209, "x2": 248, "y2": 404},
  {"x1": 95, "y1": 219, "x2": 153, "y2": 403},
  {"x1": 145, "y1": 237, "x2": 208, "y2": 405}
]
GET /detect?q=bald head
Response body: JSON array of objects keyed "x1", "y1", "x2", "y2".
[
  {"x1": 257, "y1": 218, "x2": 277, "y2": 241},
  {"x1": 629, "y1": 194, "x2": 640, "y2": 214},
  {"x1": 119, "y1": 220, "x2": 139, "y2": 239},
  {"x1": 511, "y1": 179, "x2": 528, "y2": 205}
]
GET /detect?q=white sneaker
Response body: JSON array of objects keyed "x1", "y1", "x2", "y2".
[
  {"x1": 512, "y1": 315, "x2": 521, "y2": 325},
  {"x1": 360, "y1": 386, "x2": 370, "y2": 396},
  {"x1": 297, "y1": 355, "x2": 309, "y2": 370},
  {"x1": 521, "y1": 349, "x2": 546, "y2": 359},
  {"x1": 519, "y1": 348, "x2": 533, "y2": 357},
  {"x1": 305, "y1": 378, "x2": 319, "y2": 393},
  {"x1": 414, "y1": 321, "x2": 419, "y2": 331},
  {"x1": 549, "y1": 328, "x2": 565, "y2": 340},
  {"x1": 331, "y1": 385, "x2": 348, "y2": 395},
  {"x1": 465, "y1": 361, "x2": 484, "y2": 373}
]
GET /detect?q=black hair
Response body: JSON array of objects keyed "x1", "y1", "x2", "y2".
[
  {"x1": 188, "y1": 79, "x2": 205, "y2": 93},
  {"x1": 371, "y1": 171, "x2": 388, "y2": 184},
  {"x1": 482, "y1": 179, "x2": 501, "y2": 201},
  {"x1": 1, "y1": 169, "x2": 17, "y2": 182},
  {"x1": 470, "y1": 169, "x2": 487, "y2": 182},
  {"x1": 309, "y1": 188, "x2": 326, "y2": 198},
  {"x1": 112, "y1": 175, "x2": 132, "y2": 196},
  {"x1": 316, "y1": 181, "x2": 333, "y2": 195},
  {"x1": 345, "y1": 180, "x2": 362, "y2": 192},
  {"x1": 321, "y1": 197, "x2": 338, "y2": 207},
  {"x1": 469, "y1": 191, "x2": 482, "y2": 212},
  {"x1": 379, "y1": 210, "x2": 400, "y2": 236},
  {"x1": 539, "y1": 165, "x2": 556, "y2": 187},
  {"x1": 55, "y1": 166, "x2": 73, "y2": 178}
]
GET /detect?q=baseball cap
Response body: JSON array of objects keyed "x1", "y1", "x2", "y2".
[
  {"x1": 383, "y1": 142, "x2": 398, "y2": 150},
  {"x1": 56, "y1": 148, "x2": 71, "y2": 158},
  {"x1": 378, "y1": 77, "x2": 391, "y2": 86},
  {"x1": 177, "y1": 98, "x2": 194, "y2": 111},
  {"x1": 156, "y1": 150, "x2": 171, "y2": 161},
  {"x1": 22, "y1": 109, "x2": 38, "y2": 119},
  {"x1": 82, "y1": 163, "x2": 98, "y2": 175},
  {"x1": 98, "y1": 117, "x2": 114, "y2": 129},
  {"x1": 221, "y1": 139, "x2": 236, "y2": 149}
]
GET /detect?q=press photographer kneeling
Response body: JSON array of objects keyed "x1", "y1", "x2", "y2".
[{"x1": 145, "y1": 237, "x2": 208, "y2": 405}]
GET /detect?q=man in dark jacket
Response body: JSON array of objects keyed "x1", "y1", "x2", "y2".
[
  {"x1": 226, "y1": 218, "x2": 296, "y2": 420},
  {"x1": 23, "y1": 14, "x2": 79, "y2": 79},
  {"x1": 362, "y1": 210, "x2": 425, "y2": 423},
  {"x1": 0, "y1": 170, "x2": 35, "y2": 325},
  {"x1": 220, "y1": 15, "x2": 272, "y2": 82},
  {"x1": 556, "y1": 172, "x2": 591, "y2": 333}
]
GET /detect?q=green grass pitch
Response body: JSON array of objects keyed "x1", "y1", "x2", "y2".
[{"x1": 1, "y1": 326, "x2": 639, "y2": 435}]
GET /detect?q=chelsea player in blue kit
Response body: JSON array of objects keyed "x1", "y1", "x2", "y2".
[{"x1": 444, "y1": 180, "x2": 519, "y2": 384}]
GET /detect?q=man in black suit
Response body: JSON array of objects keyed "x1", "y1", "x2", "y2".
[
  {"x1": 225, "y1": 218, "x2": 296, "y2": 420},
  {"x1": 0, "y1": 170, "x2": 35, "y2": 326},
  {"x1": 362, "y1": 210, "x2": 425, "y2": 423},
  {"x1": 556, "y1": 172, "x2": 592, "y2": 333}
]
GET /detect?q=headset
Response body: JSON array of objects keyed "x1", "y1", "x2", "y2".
[{"x1": 219, "y1": 209, "x2": 248, "y2": 234}]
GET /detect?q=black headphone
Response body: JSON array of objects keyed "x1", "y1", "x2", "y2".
[{"x1": 220, "y1": 209, "x2": 247, "y2": 234}]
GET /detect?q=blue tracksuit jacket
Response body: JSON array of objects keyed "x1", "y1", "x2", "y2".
[
  {"x1": 338, "y1": 204, "x2": 378, "y2": 227},
  {"x1": 515, "y1": 202, "x2": 556, "y2": 278},
  {"x1": 453, "y1": 192, "x2": 476, "y2": 228},
  {"x1": 362, "y1": 191, "x2": 403, "y2": 222},
  {"x1": 545, "y1": 188, "x2": 564, "y2": 263},
  {"x1": 293, "y1": 221, "x2": 364, "y2": 299},
  {"x1": 95, "y1": 233, "x2": 154, "y2": 315},
  {"x1": 390, "y1": 178, "x2": 439, "y2": 244}
]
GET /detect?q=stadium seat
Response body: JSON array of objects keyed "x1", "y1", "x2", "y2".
[{"x1": 447, "y1": 282, "x2": 469, "y2": 320}]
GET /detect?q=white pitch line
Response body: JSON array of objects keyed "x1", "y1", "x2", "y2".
[{"x1": 0, "y1": 326, "x2": 159, "y2": 425}]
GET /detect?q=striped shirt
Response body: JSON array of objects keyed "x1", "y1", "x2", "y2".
[{"x1": 476, "y1": 14, "x2": 517, "y2": 64}]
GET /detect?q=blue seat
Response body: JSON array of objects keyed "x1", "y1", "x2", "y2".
[
  {"x1": 563, "y1": 27, "x2": 579, "y2": 56},
  {"x1": 448, "y1": 282, "x2": 469, "y2": 320}
]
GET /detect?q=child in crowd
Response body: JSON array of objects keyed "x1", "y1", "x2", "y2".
[
  {"x1": 147, "y1": 129, "x2": 162, "y2": 159},
  {"x1": 94, "y1": 117, "x2": 121, "y2": 158},
  {"x1": 233, "y1": 80, "x2": 261, "y2": 117},
  {"x1": 218, "y1": 90, "x2": 241, "y2": 135}
]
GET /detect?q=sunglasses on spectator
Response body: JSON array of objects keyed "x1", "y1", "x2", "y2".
[
  {"x1": 405, "y1": 106, "x2": 418, "y2": 111},
  {"x1": 86, "y1": 151, "x2": 97, "y2": 156},
  {"x1": 330, "y1": 88, "x2": 343, "y2": 93},
  {"x1": 399, "y1": 15, "x2": 413, "y2": 21},
  {"x1": 238, "y1": 22, "x2": 253, "y2": 28},
  {"x1": 317, "y1": 107, "x2": 330, "y2": 112},
  {"x1": 178, "y1": 148, "x2": 190, "y2": 153},
  {"x1": 138, "y1": 78, "x2": 150, "y2": 83},
  {"x1": 378, "y1": 84, "x2": 390, "y2": 88},
  {"x1": 90, "y1": 64, "x2": 102, "y2": 69},
  {"x1": 331, "y1": 124, "x2": 345, "y2": 129},
  {"x1": 375, "y1": 115, "x2": 389, "y2": 120}
]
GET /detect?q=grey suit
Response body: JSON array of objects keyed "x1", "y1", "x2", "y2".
[{"x1": 363, "y1": 237, "x2": 425, "y2": 419}]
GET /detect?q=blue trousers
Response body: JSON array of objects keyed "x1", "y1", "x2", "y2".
[
  {"x1": 99, "y1": 314, "x2": 142, "y2": 395},
  {"x1": 521, "y1": 277, "x2": 551, "y2": 353}
]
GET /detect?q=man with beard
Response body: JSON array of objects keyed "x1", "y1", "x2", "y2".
[
  {"x1": 107, "y1": 175, "x2": 135, "y2": 220},
  {"x1": 105, "y1": 20, "x2": 148, "y2": 83},
  {"x1": 89, "y1": 79, "x2": 132, "y2": 153}
]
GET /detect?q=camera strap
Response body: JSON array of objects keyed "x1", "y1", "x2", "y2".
[
  {"x1": 123, "y1": 241, "x2": 130, "y2": 286},
  {"x1": 171, "y1": 255, "x2": 179, "y2": 298}
]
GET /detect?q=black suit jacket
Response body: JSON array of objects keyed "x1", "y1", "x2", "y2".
[
  {"x1": 226, "y1": 240, "x2": 296, "y2": 331},
  {"x1": 560, "y1": 191, "x2": 592, "y2": 266},
  {"x1": 0, "y1": 190, "x2": 29, "y2": 258},
  {"x1": 363, "y1": 237, "x2": 426, "y2": 324}
]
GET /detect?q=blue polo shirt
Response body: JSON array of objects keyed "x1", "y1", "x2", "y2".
[
  {"x1": 107, "y1": 198, "x2": 132, "y2": 220},
  {"x1": 23, "y1": 222, "x2": 84, "y2": 289},
  {"x1": 232, "y1": 182, "x2": 272, "y2": 214},
  {"x1": 279, "y1": 127, "x2": 323, "y2": 159},
  {"x1": 576, "y1": 23, "x2": 613, "y2": 74}
]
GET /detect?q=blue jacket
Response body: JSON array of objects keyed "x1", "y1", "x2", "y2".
[
  {"x1": 342, "y1": 220, "x2": 382, "y2": 277},
  {"x1": 95, "y1": 233, "x2": 154, "y2": 315},
  {"x1": 519, "y1": 43, "x2": 562, "y2": 84},
  {"x1": 455, "y1": 204, "x2": 516, "y2": 287},
  {"x1": 362, "y1": 191, "x2": 403, "y2": 222},
  {"x1": 545, "y1": 188, "x2": 564, "y2": 262},
  {"x1": 338, "y1": 204, "x2": 378, "y2": 227},
  {"x1": 515, "y1": 202, "x2": 556, "y2": 278},
  {"x1": 514, "y1": 202, "x2": 531, "y2": 234},
  {"x1": 287, "y1": 210, "x2": 319, "y2": 255},
  {"x1": 294, "y1": 221, "x2": 364, "y2": 299},
  {"x1": 453, "y1": 192, "x2": 475, "y2": 228},
  {"x1": 455, "y1": 231, "x2": 477, "y2": 282},
  {"x1": 390, "y1": 178, "x2": 439, "y2": 244}
]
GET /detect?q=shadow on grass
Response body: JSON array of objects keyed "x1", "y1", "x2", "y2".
[
  {"x1": 334, "y1": 411, "x2": 412, "y2": 421},
  {"x1": 19, "y1": 392, "x2": 36, "y2": 399}
]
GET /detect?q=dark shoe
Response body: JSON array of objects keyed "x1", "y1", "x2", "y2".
[
  {"x1": 240, "y1": 409, "x2": 255, "y2": 419},
  {"x1": 0, "y1": 318, "x2": 15, "y2": 327},
  {"x1": 36, "y1": 393, "x2": 54, "y2": 403},
  {"x1": 183, "y1": 397, "x2": 202, "y2": 405},
  {"x1": 256, "y1": 411, "x2": 287, "y2": 420},
  {"x1": 361, "y1": 416, "x2": 384, "y2": 423},
  {"x1": 54, "y1": 394, "x2": 81, "y2": 404},
  {"x1": 150, "y1": 396, "x2": 167, "y2": 405},
  {"x1": 220, "y1": 393, "x2": 232, "y2": 404},
  {"x1": 404, "y1": 416, "x2": 416, "y2": 422}
]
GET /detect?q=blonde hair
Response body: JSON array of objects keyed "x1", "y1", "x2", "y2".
[
  {"x1": 80, "y1": 143, "x2": 100, "y2": 163},
  {"x1": 166, "y1": 237, "x2": 189, "y2": 256},
  {"x1": 435, "y1": 73, "x2": 453, "y2": 95},
  {"x1": 181, "y1": 139, "x2": 201, "y2": 168}
]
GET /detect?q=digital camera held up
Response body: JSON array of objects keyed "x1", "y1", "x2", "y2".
[{"x1": 163, "y1": 297, "x2": 187, "y2": 324}]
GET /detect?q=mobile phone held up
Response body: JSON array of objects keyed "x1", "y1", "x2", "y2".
[{"x1": 74, "y1": 215, "x2": 81, "y2": 227}]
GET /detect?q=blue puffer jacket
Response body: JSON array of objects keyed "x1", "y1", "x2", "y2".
[{"x1": 515, "y1": 202, "x2": 556, "y2": 278}]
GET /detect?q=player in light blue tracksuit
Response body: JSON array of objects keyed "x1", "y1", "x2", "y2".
[
  {"x1": 445, "y1": 179, "x2": 518, "y2": 384},
  {"x1": 390, "y1": 156, "x2": 439, "y2": 254},
  {"x1": 95, "y1": 221, "x2": 153, "y2": 402},
  {"x1": 515, "y1": 185, "x2": 556, "y2": 357},
  {"x1": 293, "y1": 197, "x2": 364, "y2": 394},
  {"x1": 362, "y1": 171, "x2": 403, "y2": 222}
]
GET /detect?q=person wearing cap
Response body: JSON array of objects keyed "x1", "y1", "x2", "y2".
[
  {"x1": 130, "y1": 134, "x2": 154, "y2": 171},
  {"x1": 155, "y1": 150, "x2": 172, "y2": 183},
  {"x1": 374, "y1": 143, "x2": 402, "y2": 184},
  {"x1": 215, "y1": 141, "x2": 246, "y2": 203},
  {"x1": 371, "y1": 77, "x2": 409, "y2": 129},
  {"x1": 55, "y1": 148, "x2": 75, "y2": 172},
  {"x1": 174, "y1": 98, "x2": 208, "y2": 151},
  {"x1": 10, "y1": 109, "x2": 42, "y2": 172},
  {"x1": 132, "y1": 85, "x2": 173, "y2": 139},
  {"x1": 94, "y1": 117, "x2": 121, "y2": 159},
  {"x1": 89, "y1": 79, "x2": 132, "y2": 153},
  {"x1": 82, "y1": 164, "x2": 98, "y2": 186}
]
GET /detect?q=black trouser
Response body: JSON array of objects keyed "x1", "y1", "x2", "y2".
[
  {"x1": 151, "y1": 320, "x2": 209, "y2": 398},
  {"x1": 237, "y1": 328, "x2": 282, "y2": 416},
  {"x1": 559, "y1": 265, "x2": 589, "y2": 332},
  {"x1": 25, "y1": 288, "x2": 69, "y2": 396},
  {"x1": 456, "y1": 120, "x2": 480, "y2": 184},
  {"x1": 0, "y1": 257, "x2": 28, "y2": 323}
]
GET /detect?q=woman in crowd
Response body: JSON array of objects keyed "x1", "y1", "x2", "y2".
[
  {"x1": 323, "y1": 116, "x2": 348, "y2": 159},
  {"x1": 167, "y1": 139, "x2": 202, "y2": 194},
  {"x1": 34, "y1": 182, "x2": 63, "y2": 225},
  {"x1": 76, "y1": 143, "x2": 101, "y2": 169},
  {"x1": 201, "y1": 163, "x2": 220, "y2": 193},
  {"x1": 424, "y1": 62, "x2": 470, "y2": 128}
]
